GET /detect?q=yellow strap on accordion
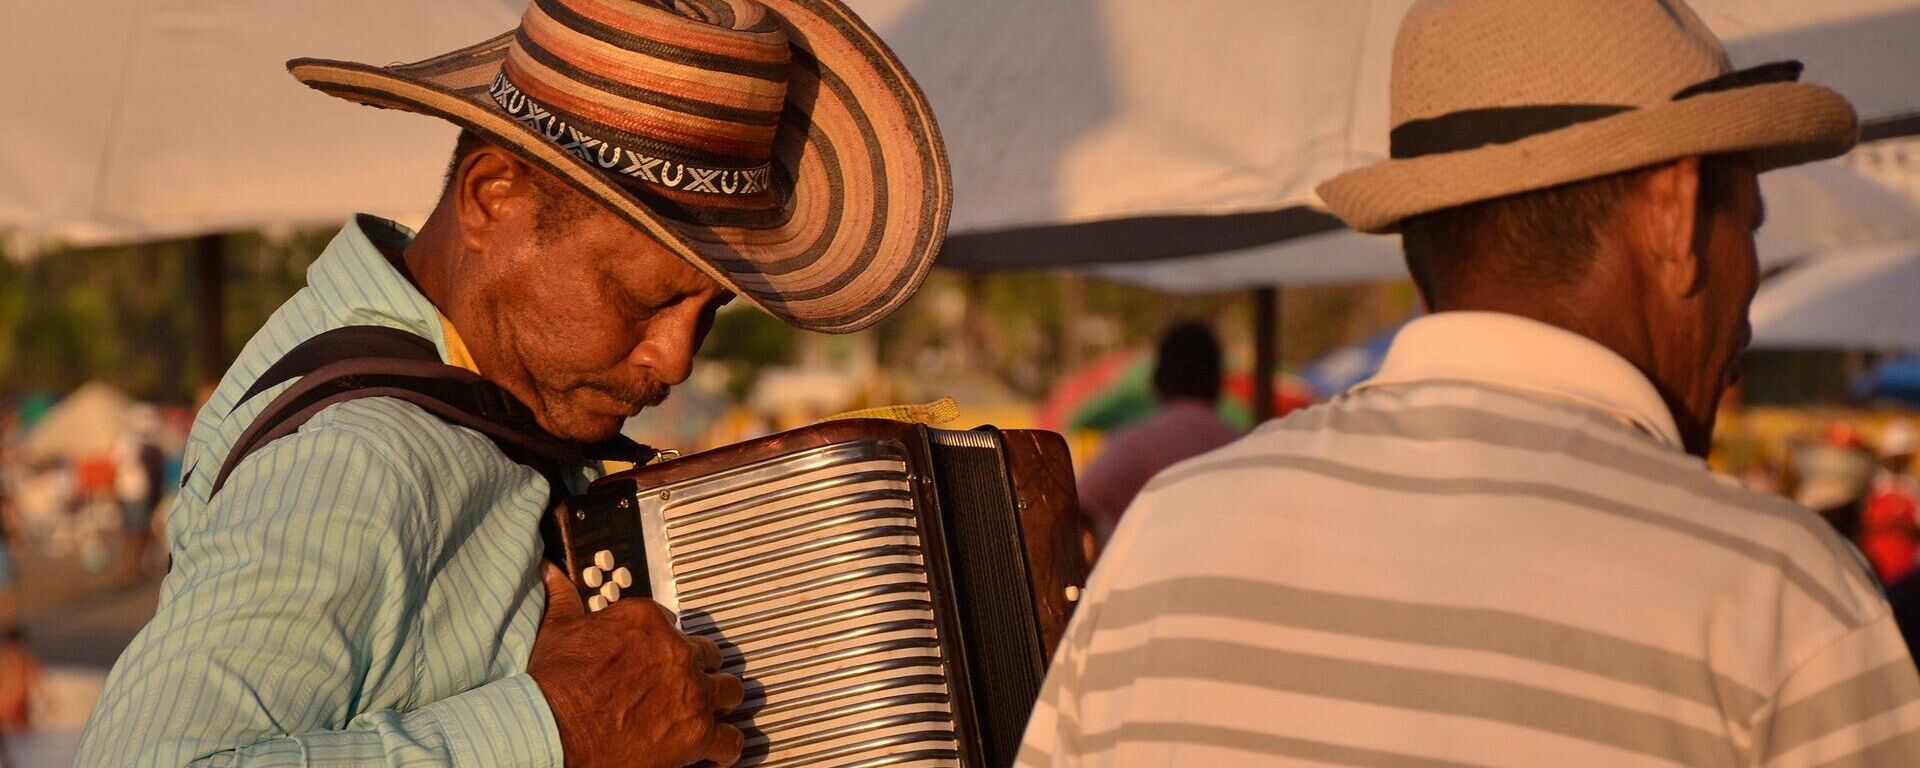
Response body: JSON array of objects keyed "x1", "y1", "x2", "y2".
[{"x1": 819, "y1": 397, "x2": 960, "y2": 426}]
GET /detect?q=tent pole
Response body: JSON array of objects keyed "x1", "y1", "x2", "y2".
[
  {"x1": 1058, "y1": 272, "x2": 1086, "y2": 372},
  {"x1": 1253, "y1": 286, "x2": 1278, "y2": 424},
  {"x1": 195, "y1": 234, "x2": 225, "y2": 388}
]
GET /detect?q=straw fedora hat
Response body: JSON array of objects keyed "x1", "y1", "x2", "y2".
[
  {"x1": 289, "y1": 0, "x2": 949, "y2": 333},
  {"x1": 1317, "y1": 0, "x2": 1858, "y2": 234}
]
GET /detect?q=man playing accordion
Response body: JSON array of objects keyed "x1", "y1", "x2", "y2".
[{"x1": 76, "y1": 0, "x2": 950, "y2": 765}]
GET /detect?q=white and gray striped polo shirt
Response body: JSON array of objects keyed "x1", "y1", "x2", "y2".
[{"x1": 1018, "y1": 312, "x2": 1920, "y2": 767}]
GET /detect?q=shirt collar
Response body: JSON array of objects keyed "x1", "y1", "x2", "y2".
[
  {"x1": 307, "y1": 214, "x2": 456, "y2": 365},
  {"x1": 440, "y1": 315, "x2": 482, "y2": 374},
  {"x1": 1351, "y1": 311, "x2": 1684, "y2": 449}
]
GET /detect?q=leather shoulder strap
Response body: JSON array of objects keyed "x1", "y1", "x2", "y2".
[
  {"x1": 210, "y1": 325, "x2": 655, "y2": 499},
  {"x1": 232, "y1": 326, "x2": 441, "y2": 408}
]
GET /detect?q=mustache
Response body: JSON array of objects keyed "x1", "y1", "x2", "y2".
[{"x1": 598, "y1": 379, "x2": 671, "y2": 410}]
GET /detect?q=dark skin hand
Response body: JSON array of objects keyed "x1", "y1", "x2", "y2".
[{"x1": 531, "y1": 563, "x2": 746, "y2": 768}]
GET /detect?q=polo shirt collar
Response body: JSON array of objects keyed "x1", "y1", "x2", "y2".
[{"x1": 1352, "y1": 311, "x2": 1684, "y2": 449}]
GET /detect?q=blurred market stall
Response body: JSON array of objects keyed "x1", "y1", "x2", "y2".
[{"x1": 17, "y1": 383, "x2": 130, "y2": 464}]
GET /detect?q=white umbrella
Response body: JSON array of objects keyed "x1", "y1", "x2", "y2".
[
  {"x1": 6, "y1": 0, "x2": 1917, "y2": 253},
  {"x1": 1716, "y1": 0, "x2": 1920, "y2": 142},
  {"x1": 872, "y1": 0, "x2": 1920, "y2": 267},
  {"x1": 1092, "y1": 158, "x2": 1920, "y2": 292},
  {"x1": 1749, "y1": 238, "x2": 1920, "y2": 351},
  {"x1": 3, "y1": 0, "x2": 521, "y2": 248}
]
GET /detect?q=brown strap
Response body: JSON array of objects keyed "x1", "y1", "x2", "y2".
[
  {"x1": 232, "y1": 326, "x2": 441, "y2": 408},
  {"x1": 208, "y1": 326, "x2": 655, "y2": 499}
]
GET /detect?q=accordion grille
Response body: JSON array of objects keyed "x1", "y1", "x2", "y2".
[{"x1": 654, "y1": 439, "x2": 964, "y2": 768}]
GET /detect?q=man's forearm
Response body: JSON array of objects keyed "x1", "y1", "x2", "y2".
[{"x1": 169, "y1": 674, "x2": 562, "y2": 768}]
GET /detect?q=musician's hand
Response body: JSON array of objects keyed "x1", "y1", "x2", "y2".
[{"x1": 529, "y1": 563, "x2": 746, "y2": 768}]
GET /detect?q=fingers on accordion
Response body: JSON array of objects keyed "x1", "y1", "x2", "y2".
[
  {"x1": 705, "y1": 722, "x2": 746, "y2": 766},
  {"x1": 710, "y1": 671, "x2": 746, "y2": 713},
  {"x1": 689, "y1": 633, "x2": 726, "y2": 672},
  {"x1": 539, "y1": 563, "x2": 586, "y2": 620}
]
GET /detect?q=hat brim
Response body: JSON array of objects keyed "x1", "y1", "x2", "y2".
[
  {"x1": 1316, "y1": 82, "x2": 1858, "y2": 234},
  {"x1": 289, "y1": 0, "x2": 949, "y2": 334}
]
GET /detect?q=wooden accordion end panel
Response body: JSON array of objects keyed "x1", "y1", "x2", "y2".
[{"x1": 547, "y1": 419, "x2": 1091, "y2": 768}]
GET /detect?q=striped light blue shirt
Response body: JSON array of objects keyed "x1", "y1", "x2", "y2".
[{"x1": 77, "y1": 216, "x2": 589, "y2": 767}]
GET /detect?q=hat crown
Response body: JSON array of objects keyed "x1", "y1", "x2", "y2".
[
  {"x1": 1391, "y1": 0, "x2": 1732, "y2": 127},
  {"x1": 289, "y1": 0, "x2": 954, "y2": 333},
  {"x1": 494, "y1": 0, "x2": 793, "y2": 202}
]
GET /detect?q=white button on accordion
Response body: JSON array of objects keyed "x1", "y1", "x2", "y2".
[{"x1": 547, "y1": 419, "x2": 1090, "y2": 767}]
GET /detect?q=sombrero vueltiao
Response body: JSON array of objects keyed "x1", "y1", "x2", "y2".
[
  {"x1": 290, "y1": 0, "x2": 949, "y2": 333},
  {"x1": 1317, "y1": 0, "x2": 1858, "y2": 234}
]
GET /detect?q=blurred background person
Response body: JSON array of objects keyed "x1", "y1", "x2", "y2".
[
  {"x1": 0, "y1": 626, "x2": 42, "y2": 734},
  {"x1": 1878, "y1": 421, "x2": 1920, "y2": 664},
  {"x1": 0, "y1": 427, "x2": 16, "y2": 635},
  {"x1": 1076, "y1": 321, "x2": 1239, "y2": 542},
  {"x1": 0, "y1": 435, "x2": 28, "y2": 760},
  {"x1": 108, "y1": 406, "x2": 164, "y2": 586},
  {"x1": 1792, "y1": 421, "x2": 1879, "y2": 549},
  {"x1": 1864, "y1": 419, "x2": 1920, "y2": 584},
  {"x1": 0, "y1": 486, "x2": 16, "y2": 640}
]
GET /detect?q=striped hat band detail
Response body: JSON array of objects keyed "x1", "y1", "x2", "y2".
[
  {"x1": 501, "y1": 0, "x2": 791, "y2": 198},
  {"x1": 489, "y1": 73, "x2": 774, "y2": 195}
]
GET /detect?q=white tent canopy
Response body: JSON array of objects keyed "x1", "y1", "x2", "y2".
[
  {"x1": 4, "y1": 0, "x2": 520, "y2": 249},
  {"x1": 1749, "y1": 238, "x2": 1920, "y2": 351},
  {"x1": 885, "y1": 0, "x2": 1920, "y2": 266},
  {"x1": 1092, "y1": 159, "x2": 1920, "y2": 291},
  {"x1": 5, "y1": 0, "x2": 1918, "y2": 253},
  {"x1": 20, "y1": 381, "x2": 132, "y2": 462}
]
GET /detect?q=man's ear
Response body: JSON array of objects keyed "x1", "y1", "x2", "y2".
[
  {"x1": 452, "y1": 145, "x2": 542, "y2": 256},
  {"x1": 1636, "y1": 156, "x2": 1705, "y2": 297}
]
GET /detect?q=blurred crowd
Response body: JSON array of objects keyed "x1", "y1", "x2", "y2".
[
  {"x1": 3, "y1": 332, "x2": 1919, "y2": 741},
  {"x1": 0, "y1": 387, "x2": 187, "y2": 736},
  {"x1": 1774, "y1": 421, "x2": 1919, "y2": 581}
]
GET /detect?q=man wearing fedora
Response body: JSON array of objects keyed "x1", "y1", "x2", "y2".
[
  {"x1": 77, "y1": 0, "x2": 947, "y2": 765},
  {"x1": 1020, "y1": 0, "x2": 1920, "y2": 765}
]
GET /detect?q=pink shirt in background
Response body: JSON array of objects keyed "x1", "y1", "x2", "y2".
[{"x1": 1077, "y1": 398, "x2": 1240, "y2": 539}]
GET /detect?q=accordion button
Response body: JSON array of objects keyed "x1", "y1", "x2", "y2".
[
  {"x1": 600, "y1": 582, "x2": 621, "y2": 603},
  {"x1": 593, "y1": 549, "x2": 616, "y2": 570},
  {"x1": 588, "y1": 595, "x2": 609, "y2": 612},
  {"x1": 582, "y1": 567, "x2": 605, "y2": 588},
  {"x1": 1065, "y1": 585, "x2": 1082, "y2": 602},
  {"x1": 612, "y1": 567, "x2": 634, "y2": 589}
]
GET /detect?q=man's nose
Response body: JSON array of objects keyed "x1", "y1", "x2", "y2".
[{"x1": 630, "y1": 315, "x2": 699, "y2": 385}]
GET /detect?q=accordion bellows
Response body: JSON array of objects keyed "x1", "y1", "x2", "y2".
[{"x1": 551, "y1": 419, "x2": 1088, "y2": 767}]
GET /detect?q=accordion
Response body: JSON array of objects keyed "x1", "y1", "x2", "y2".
[{"x1": 547, "y1": 419, "x2": 1090, "y2": 767}]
